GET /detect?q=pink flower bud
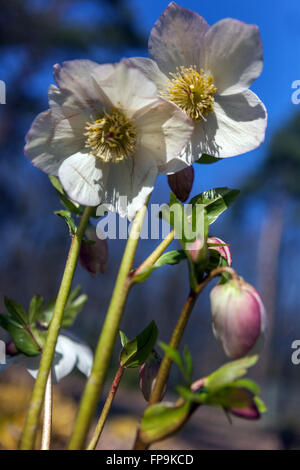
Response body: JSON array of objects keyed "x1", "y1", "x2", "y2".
[
  {"x1": 189, "y1": 238, "x2": 206, "y2": 263},
  {"x1": 208, "y1": 237, "x2": 232, "y2": 266},
  {"x1": 5, "y1": 340, "x2": 18, "y2": 356},
  {"x1": 80, "y1": 226, "x2": 108, "y2": 277},
  {"x1": 210, "y1": 278, "x2": 267, "y2": 359},
  {"x1": 139, "y1": 351, "x2": 166, "y2": 402},
  {"x1": 167, "y1": 166, "x2": 194, "y2": 202}
]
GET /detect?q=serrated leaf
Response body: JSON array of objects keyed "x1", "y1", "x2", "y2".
[
  {"x1": 49, "y1": 176, "x2": 81, "y2": 215},
  {"x1": 4, "y1": 297, "x2": 28, "y2": 326},
  {"x1": 133, "y1": 250, "x2": 187, "y2": 284},
  {"x1": 120, "y1": 321, "x2": 158, "y2": 368},
  {"x1": 140, "y1": 401, "x2": 192, "y2": 445},
  {"x1": 195, "y1": 154, "x2": 223, "y2": 164},
  {"x1": 54, "y1": 210, "x2": 77, "y2": 236},
  {"x1": 0, "y1": 314, "x2": 41, "y2": 356},
  {"x1": 206, "y1": 356, "x2": 258, "y2": 391},
  {"x1": 28, "y1": 295, "x2": 44, "y2": 325},
  {"x1": 159, "y1": 342, "x2": 185, "y2": 377},
  {"x1": 119, "y1": 330, "x2": 129, "y2": 347},
  {"x1": 190, "y1": 188, "x2": 240, "y2": 224}
]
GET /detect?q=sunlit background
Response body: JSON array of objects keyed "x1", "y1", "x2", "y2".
[{"x1": 0, "y1": 0, "x2": 300, "y2": 449}]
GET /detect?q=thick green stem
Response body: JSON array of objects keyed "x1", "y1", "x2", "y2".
[
  {"x1": 68, "y1": 200, "x2": 149, "y2": 450},
  {"x1": 20, "y1": 206, "x2": 93, "y2": 450},
  {"x1": 87, "y1": 365, "x2": 124, "y2": 450}
]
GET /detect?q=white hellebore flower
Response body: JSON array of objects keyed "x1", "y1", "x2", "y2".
[
  {"x1": 128, "y1": 2, "x2": 267, "y2": 164},
  {"x1": 0, "y1": 334, "x2": 93, "y2": 383},
  {"x1": 25, "y1": 60, "x2": 193, "y2": 219}
]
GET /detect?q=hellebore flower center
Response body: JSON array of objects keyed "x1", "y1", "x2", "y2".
[
  {"x1": 166, "y1": 66, "x2": 217, "y2": 122},
  {"x1": 84, "y1": 108, "x2": 137, "y2": 163}
]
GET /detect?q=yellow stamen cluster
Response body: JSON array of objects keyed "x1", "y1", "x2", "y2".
[
  {"x1": 166, "y1": 66, "x2": 217, "y2": 122},
  {"x1": 84, "y1": 108, "x2": 137, "y2": 163}
]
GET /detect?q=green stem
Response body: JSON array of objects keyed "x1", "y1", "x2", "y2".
[
  {"x1": 20, "y1": 206, "x2": 93, "y2": 450},
  {"x1": 131, "y1": 230, "x2": 175, "y2": 280},
  {"x1": 87, "y1": 365, "x2": 124, "y2": 450},
  {"x1": 134, "y1": 266, "x2": 237, "y2": 450},
  {"x1": 41, "y1": 372, "x2": 52, "y2": 451},
  {"x1": 68, "y1": 199, "x2": 149, "y2": 450}
]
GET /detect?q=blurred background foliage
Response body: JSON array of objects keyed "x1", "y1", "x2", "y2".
[{"x1": 0, "y1": 0, "x2": 300, "y2": 450}]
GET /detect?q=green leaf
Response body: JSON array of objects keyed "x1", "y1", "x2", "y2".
[
  {"x1": 120, "y1": 321, "x2": 158, "y2": 368},
  {"x1": 190, "y1": 187, "x2": 240, "y2": 224},
  {"x1": 195, "y1": 154, "x2": 223, "y2": 165},
  {"x1": 183, "y1": 346, "x2": 193, "y2": 382},
  {"x1": 0, "y1": 314, "x2": 41, "y2": 356},
  {"x1": 36, "y1": 286, "x2": 87, "y2": 328},
  {"x1": 119, "y1": 330, "x2": 129, "y2": 347},
  {"x1": 232, "y1": 379, "x2": 260, "y2": 396},
  {"x1": 140, "y1": 401, "x2": 192, "y2": 445},
  {"x1": 254, "y1": 396, "x2": 267, "y2": 414},
  {"x1": 159, "y1": 342, "x2": 185, "y2": 377},
  {"x1": 54, "y1": 210, "x2": 77, "y2": 236},
  {"x1": 62, "y1": 294, "x2": 87, "y2": 328},
  {"x1": 133, "y1": 250, "x2": 187, "y2": 283},
  {"x1": 49, "y1": 176, "x2": 81, "y2": 215},
  {"x1": 28, "y1": 295, "x2": 44, "y2": 325},
  {"x1": 4, "y1": 297, "x2": 28, "y2": 326},
  {"x1": 206, "y1": 356, "x2": 258, "y2": 391}
]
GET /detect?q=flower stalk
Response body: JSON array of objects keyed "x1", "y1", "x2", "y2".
[
  {"x1": 69, "y1": 198, "x2": 150, "y2": 450},
  {"x1": 20, "y1": 205, "x2": 93, "y2": 450},
  {"x1": 41, "y1": 372, "x2": 52, "y2": 451},
  {"x1": 87, "y1": 365, "x2": 125, "y2": 450},
  {"x1": 134, "y1": 266, "x2": 238, "y2": 450}
]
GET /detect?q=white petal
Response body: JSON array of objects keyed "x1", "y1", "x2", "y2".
[
  {"x1": 149, "y1": 2, "x2": 209, "y2": 74},
  {"x1": 51, "y1": 335, "x2": 77, "y2": 383},
  {"x1": 124, "y1": 58, "x2": 169, "y2": 94},
  {"x1": 134, "y1": 98, "x2": 194, "y2": 174},
  {"x1": 94, "y1": 62, "x2": 158, "y2": 118},
  {"x1": 100, "y1": 152, "x2": 157, "y2": 220},
  {"x1": 58, "y1": 152, "x2": 108, "y2": 207},
  {"x1": 74, "y1": 342, "x2": 93, "y2": 377},
  {"x1": 53, "y1": 60, "x2": 115, "y2": 107},
  {"x1": 204, "y1": 19, "x2": 263, "y2": 95},
  {"x1": 191, "y1": 90, "x2": 267, "y2": 159}
]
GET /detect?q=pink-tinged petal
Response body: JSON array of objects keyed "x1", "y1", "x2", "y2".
[
  {"x1": 134, "y1": 98, "x2": 194, "y2": 174},
  {"x1": 205, "y1": 19, "x2": 263, "y2": 95},
  {"x1": 99, "y1": 149, "x2": 157, "y2": 220},
  {"x1": 124, "y1": 57, "x2": 169, "y2": 94},
  {"x1": 191, "y1": 89, "x2": 267, "y2": 160},
  {"x1": 53, "y1": 60, "x2": 114, "y2": 108},
  {"x1": 149, "y1": 2, "x2": 209, "y2": 75},
  {"x1": 58, "y1": 152, "x2": 108, "y2": 207},
  {"x1": 208, "y1": 237, "x2": 232, "y2": 266}
]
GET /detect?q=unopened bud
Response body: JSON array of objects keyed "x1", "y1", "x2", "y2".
[
  {"x1": 168, "y1": 166, "x2": 194, "y2": 202},
  {"x1": 208, "y1": 237, "x2": 232, "y2": 266},
  {"x1": 139, "y1": 351, "x2": 166, "y2": 402},
  {"x1": 5, "y1": 341, "x2": 18, "y2": 356},
  {"x1": 210, "y1": 278, "x2": 267, "y2": 359},
  {"x1": 80, "y1": 226, "x2": 108, "y2": 277}
]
